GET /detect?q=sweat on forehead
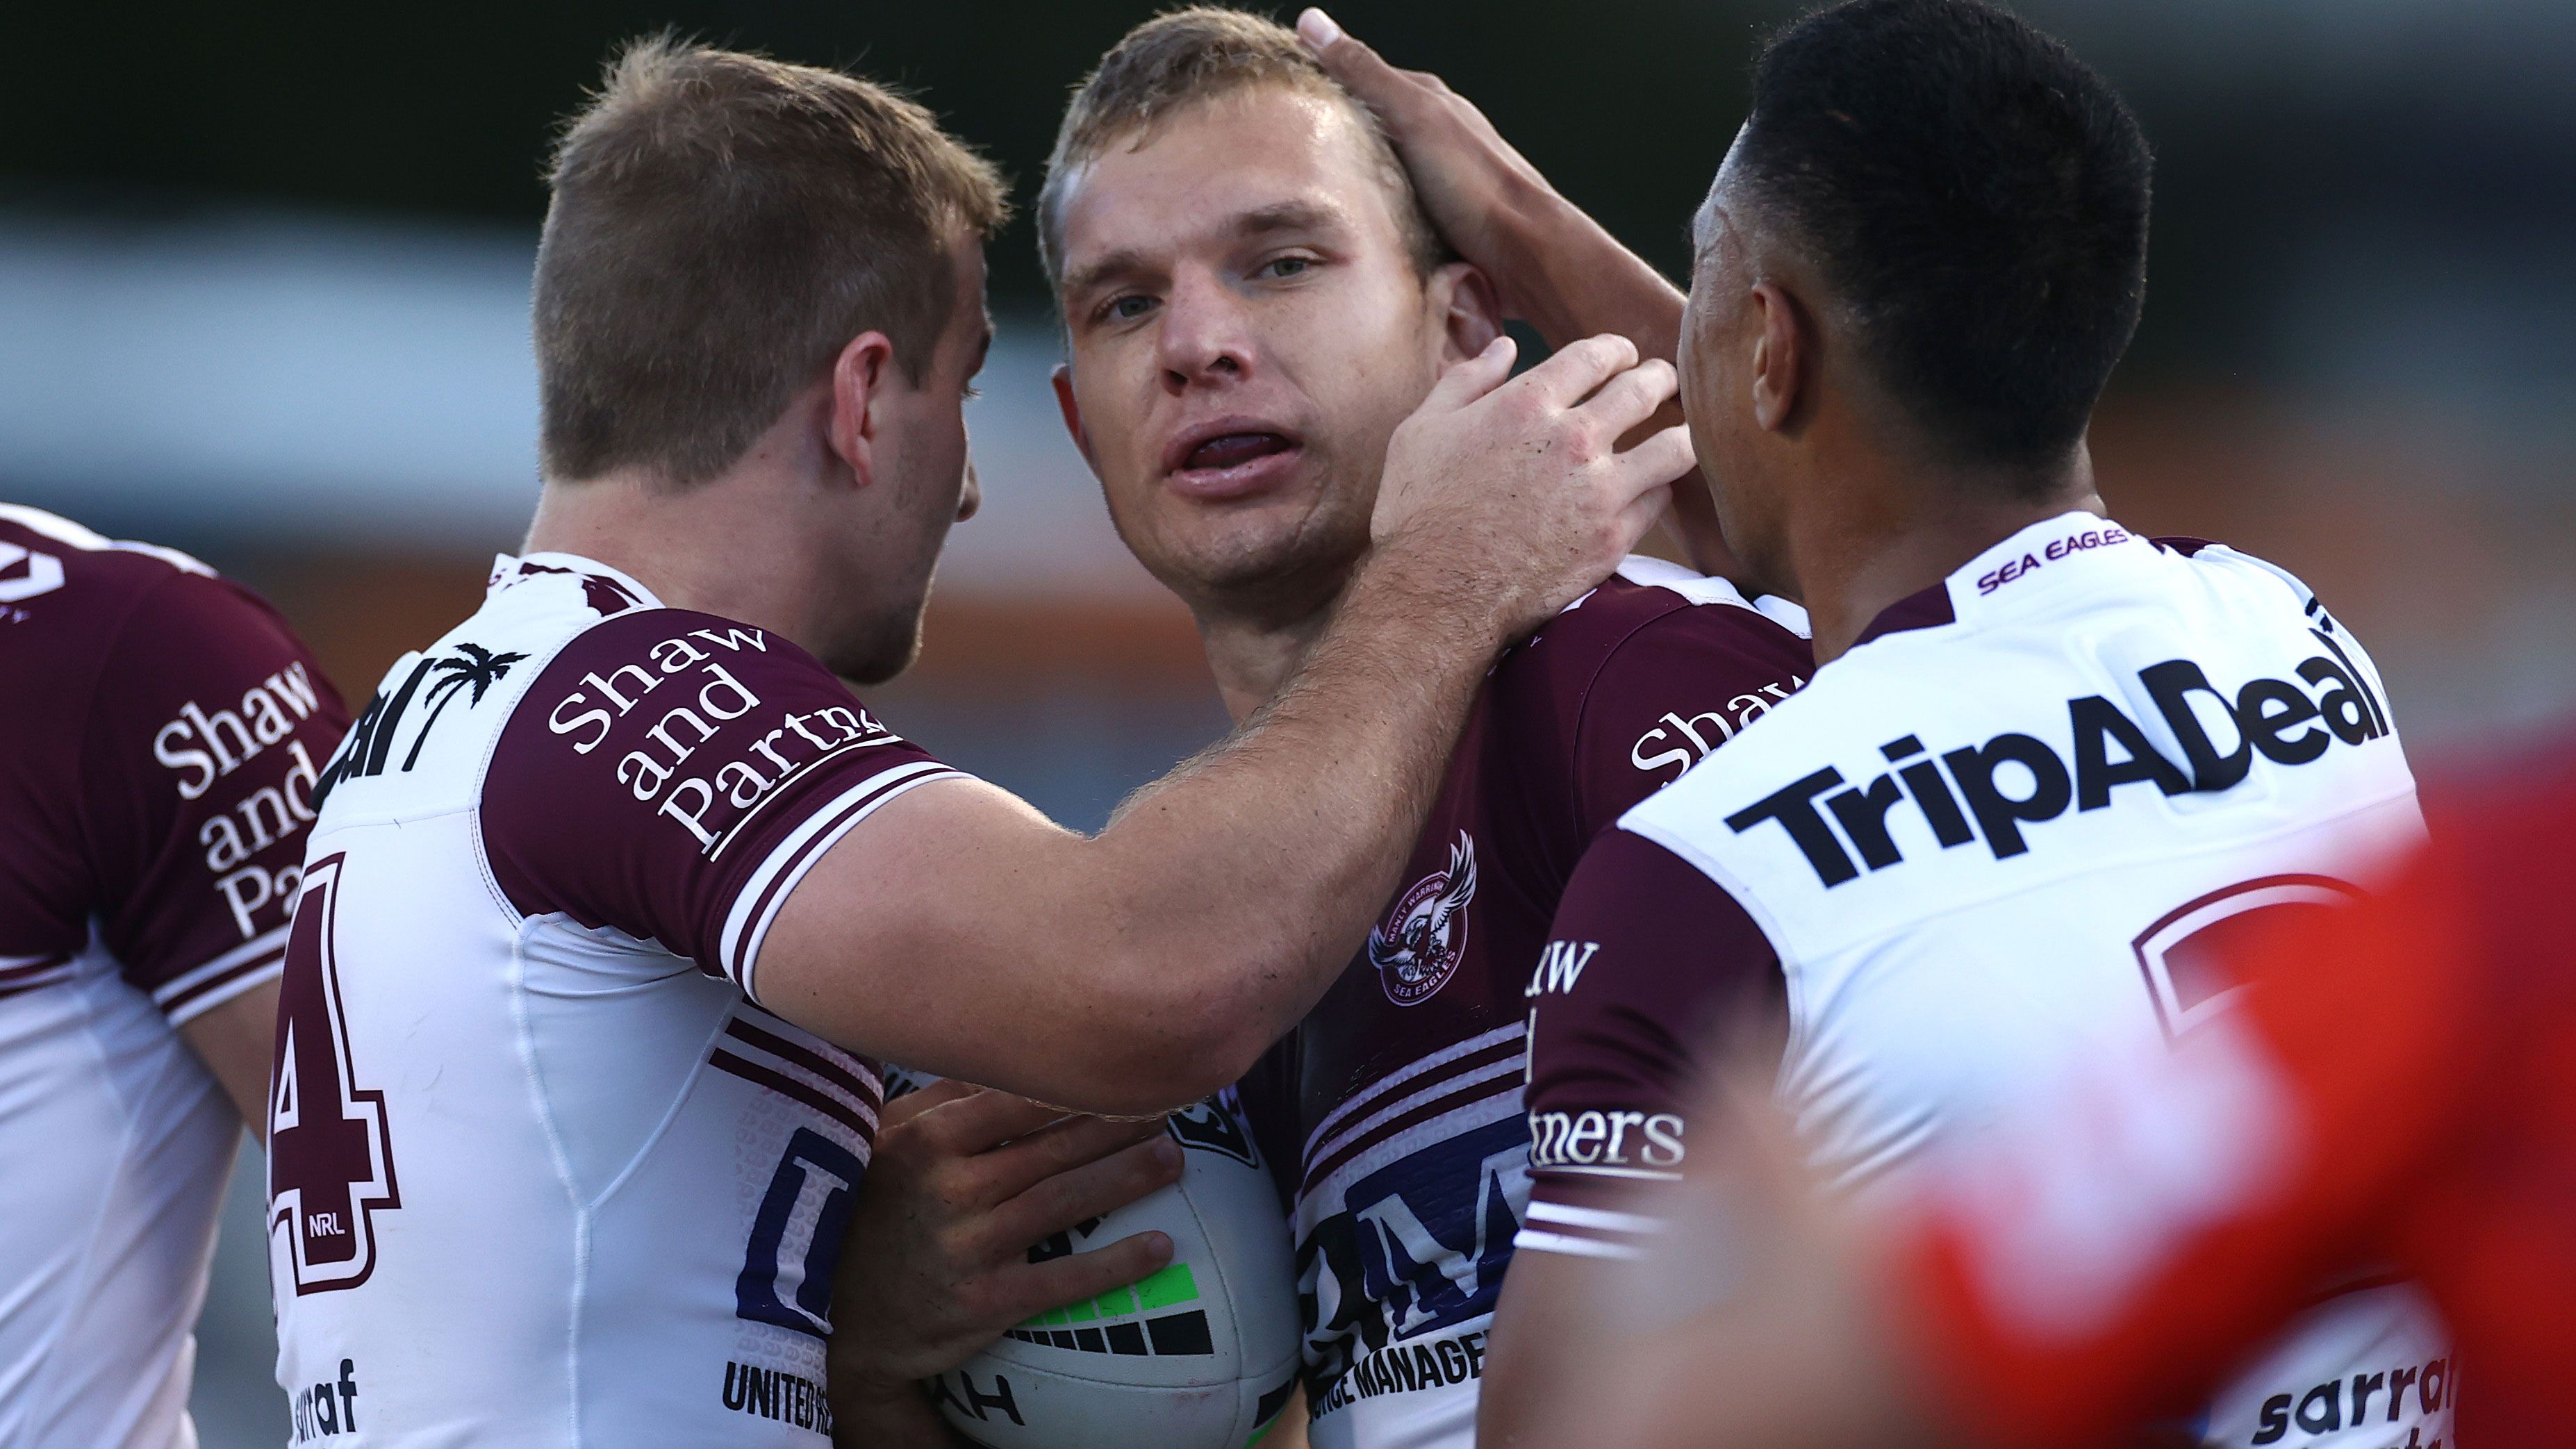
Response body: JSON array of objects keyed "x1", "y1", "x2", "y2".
[{"x1": 1037, "y1": 6, "x2": 1442, "y2": 287}]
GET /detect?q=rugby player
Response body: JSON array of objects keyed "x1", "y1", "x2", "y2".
[
  {"x1": 267, "y1": 38, "x2": 1685, "y2": 1447},
  {"x1": 0, "y1": 505, "x2": 348, "y2": 1447},
  {"x1": 1517, "y1": 745, "x2": 2574, "y2": 1448},
  {"x1": 832, "y1": 13, "x2": 1813, "y2": 1448},
  {"x1": 1296, "y1": 3, "x2": 2450, "y2": 1446}
]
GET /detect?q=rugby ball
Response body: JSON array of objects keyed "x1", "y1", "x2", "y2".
[{"x1": 929, "y1": 1096, "x2": 1303, "y2": 1449}]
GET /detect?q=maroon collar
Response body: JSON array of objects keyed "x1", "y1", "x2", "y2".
[{"x1": 1850, "y1": 580, "x2": 1956, "y2": 647}]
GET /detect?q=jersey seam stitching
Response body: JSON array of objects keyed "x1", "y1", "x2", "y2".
[{"x1": 505, "y1": 915, "x2": 591, "y2": 1446}]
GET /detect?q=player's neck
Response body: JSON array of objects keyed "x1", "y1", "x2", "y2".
[
  {"x1": 523, "y1": 465, "x2": 840, "y2": 652},
  {"x1": 1193, "y1": 594, "x2": 1343, "y2": 726},
  {"x1": 1795, "y1": 444, "x2": 2103, "y2": 666}
]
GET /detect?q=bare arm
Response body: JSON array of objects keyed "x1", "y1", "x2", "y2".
[
  {"x1": 1478, "y1": 1249, "x2": 1597, "y2": 1449},
  {"x1": 760, "y1": 337, "x2": 1687, "y2": 1115},
  {"x1": 179, "y1": 977, "x2": 278, "y2": 1143},
  {"x1": 1298, "y1": 10, "x2": 1738, "y2": 580},
  {"x1": 1513, "y1": 1086, "x2": 1927, "y2": 1449}
]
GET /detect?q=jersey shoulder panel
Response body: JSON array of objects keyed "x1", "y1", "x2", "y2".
[
  {"x1": 84, "y1": 568, "x2": 351, "y2": 1014},
  {"x1": 480, "y1": 602, "x2": 965, "y2": 995},
  {"x1": 0, "y1": 507, "x2": 349, "y2": 1016},
  {"x1": 1493, "y1": 559, "x2": 1818, "y2": 836}
]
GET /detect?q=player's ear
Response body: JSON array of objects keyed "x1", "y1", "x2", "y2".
[
  {"x1": 1050, "y1": 363, "x2": 1102, "y2": 474},
  {"x1": 826, "y1": 331, "x2": 900, "y2": 489},
  {"x1": 1430, "y1": 261, "x2": 1503, "y2": 364},
  {"x1": 1748, "y1": 281, "x2": 1808, "y2": 436}
]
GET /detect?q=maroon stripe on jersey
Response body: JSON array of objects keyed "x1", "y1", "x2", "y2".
[
  {"x1": 1301, "y1": 1067, "x2": 1521, "y2": 1200},
  {"x1": 2154, "y1": 536, "x2": 2218, "y2": 558},
  {"x1": 0, "y1": 953, "x2": 72, "y2": 985},
  {"x1": 0, "y1": 970, "x2": 75, "y2": 1000},
  {"x1": 158, "y1": 950, "x2": 284, "y2": 1019},
  {"x1": 709, "y1": 1050, "x2": 872, "y2": 1140},
  {"x1": 720, "y1": 765, "x2": 946, "y2": 982},
  {"x1": 1851, "y1": 581, "x2": 1956, "y2": 647},
  {"x1": 1307, "y1": 1036, "x2": 1526, "y2": 1161},
  {"x1": 724, "y1": 1017, "x2": 881, "y2": 1111}
]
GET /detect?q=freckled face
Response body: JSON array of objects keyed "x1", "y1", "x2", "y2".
[{"x1": 1053, "y1": 88, "x2": 1450, "y2": 615}]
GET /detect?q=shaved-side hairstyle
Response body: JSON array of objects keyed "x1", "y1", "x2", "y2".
[
  {"x1": 1037, "y1": 6, "x2": 1446, "y2": 290},
  {"x1": 536, "y1": 36, "x2": 1009, "y2": 486}
]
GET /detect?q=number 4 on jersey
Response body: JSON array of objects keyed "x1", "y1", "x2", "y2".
[{"x1": 270, "y1": 854, "x2": 402, "y2": 1293}]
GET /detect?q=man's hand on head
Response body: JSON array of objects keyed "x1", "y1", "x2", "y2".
[
  {"x1": 1296, "y1": 8, "x2": 1562, "y2": 322},
  {"x1": 1302, "y1": 8, "x2": 1743, "y2": 582},
  {"x1": 826, "y1": 1081, "x2": 1183, "y2": 1436}
]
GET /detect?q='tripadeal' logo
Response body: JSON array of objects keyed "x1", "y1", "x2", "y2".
[{"x1": 1368, "y1": 832, "x2": 1477, "y2": 1007}]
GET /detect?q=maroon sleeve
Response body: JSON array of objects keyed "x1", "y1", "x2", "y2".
[
  {"x1": 1567, "y1": 607, "x2": 1813, "y2": 837},
  {"x1": 481, "y1": 609, "x2": 968, "y2": 1000},
  {"x1": 1518, "y1": 828, "x2": 1781, "y2": 1258},
  {"x1": 84, "y1": 571, "x2": 352, "y2": 1022}
]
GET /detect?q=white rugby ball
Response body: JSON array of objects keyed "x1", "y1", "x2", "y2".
[{"x1": 927, "y1": 1096, "x2": 1303, "y2": 1449}]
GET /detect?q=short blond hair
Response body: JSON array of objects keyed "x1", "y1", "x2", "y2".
[
  {"x1": 1037, "y1": 7, "x2": 1445, "y2": 289},
  {"x1": 536, "y1": 36, "x2": 1009, "y2": 486}
]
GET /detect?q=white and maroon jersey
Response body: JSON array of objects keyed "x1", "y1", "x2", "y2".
[
  {"x1": 0, "y1": 504, "x2": 348, "y2": 1449},
  {"x1": 1525, "y1": 513, "x2": 2447, "y2": 1448},
  {"x1": 1235, "y1": 558, "x2": 1811, "y2": 1449},
  {"x1": 267, "y1": 552, "x2": 966, "y2": 1446}
]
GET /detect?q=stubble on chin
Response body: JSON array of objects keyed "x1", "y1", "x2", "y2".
[
  {"x1": 832, "y1": 602, "x2": 930, "y2": 688},
  {"x1": 1159, "y1": 506, "x2": 1371, "y2": 626}
]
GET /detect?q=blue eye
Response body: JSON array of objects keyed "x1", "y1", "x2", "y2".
[
  {"x1": 1108, "y1": 295, "x2": 1157, "y2": 322},
  {"x1": 1261, "y1": 256, "x2": 1312, "y2": 279}
]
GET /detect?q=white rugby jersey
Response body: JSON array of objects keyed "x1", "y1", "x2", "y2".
[
  {"x1": 268, "y1": 554, "x2": 963, "y2": 1446},
  {"x1": 0, "y1": 506, "x2": 349, "y2": 1449},
  {"x1": 1527, "y1": 513, "x2": 2447, "y2": 1448}
]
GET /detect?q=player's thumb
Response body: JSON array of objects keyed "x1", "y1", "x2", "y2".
[
  {"x1": 1421, "y1": 333, "x2": 1517, "y2": 415},
  {"x1": 1297, "y1": 10, "x2": 1400, "y2": 105}
]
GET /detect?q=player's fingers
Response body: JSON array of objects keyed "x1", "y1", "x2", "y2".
[
  {"x1": 1606, "y1": 424, "x2": 1699, "y2": 498},
  {"x1": 879, "y1": 1075, "x2": 974, "y2": 1134},
  {"x1": 1000, "y1": 1231, "x2": 1177, "y2": 1327},
  {"x1": 917, "y1": 1086, "x2": 1073, "y2": 1159},
  {"x1": 979, "y1": 1112, "x2": 1172, "y2": 1204},
  {"x1": 1508, "y1": 333, "x2": 1642, "y2": 411},
  {"x1": 1419, "y1": 333, "x2": 1517, "y2": 415},
  {"x1": 1615, "y1": 482, "x2": 1678, "y2": 558},
  {"x1": 1571, "y1": 357, "x2": 1681, "y2": 442},
  {"x1": 1297, "y1": 10, "x2": 1417, "y2": 115},
  {"x1": 987, "y1": 1136, "x2": 1185, "y2": 1255}
]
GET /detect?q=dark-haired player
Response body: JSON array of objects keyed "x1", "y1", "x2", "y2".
[
  {"x1": 1301, "y1": 3, "x2": 2446, "y2": 1446},
  {"x1": 1015, "y1": 13, "x2": 1810, "y2": 1449},
  {"x1": 1513, "y1": 747, "x2": 2575, "y2": 1448},
  {"x1": 0, "y1": 505, "x2": 348, "y2": 1448}
]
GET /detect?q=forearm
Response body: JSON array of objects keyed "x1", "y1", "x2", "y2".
[
  {"x1": 1080, "y1": 561, "x2": 1498, "y2": 1082},
  {"x1": 179, "y1": 979, "x2": 280, "y2": 1142},
  {"x1": 1484, "y1": 184, "x2": 1685, "y2": 363}
]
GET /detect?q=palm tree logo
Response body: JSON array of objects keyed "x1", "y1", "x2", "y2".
[{"x1": 401, "y1": 642, "x2": 529, "y2": 771}]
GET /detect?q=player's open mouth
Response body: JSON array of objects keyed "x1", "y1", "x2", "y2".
[
  {"x1": 1164, "y1": 422, "x2": 1303, "y2": 500},
  {"x1": 1182, "y1": 432, "x2": 1292, "y2": 471}
]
